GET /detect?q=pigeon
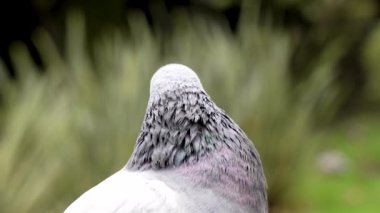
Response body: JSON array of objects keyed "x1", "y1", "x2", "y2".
[{"x1": 65, "y1": 64, "x2": 268, "y2": 213}]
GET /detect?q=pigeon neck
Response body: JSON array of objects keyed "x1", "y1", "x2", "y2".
[{"x1": 126, "y1": 87, "x2": 223, "y2": 170}]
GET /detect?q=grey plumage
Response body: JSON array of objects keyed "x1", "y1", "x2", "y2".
[{"x1": 65, "y1": 64, "x2": 268, "y2": 213}]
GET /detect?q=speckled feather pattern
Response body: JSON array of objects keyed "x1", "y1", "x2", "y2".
[{"x1": 127, "y1": 86, "x2": 220, "y2": 170}]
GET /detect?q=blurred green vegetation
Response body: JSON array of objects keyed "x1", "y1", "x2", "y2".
[
  {"x1": 298, "y1": 116, "x2": 380, "y2": 212},
  {"x1": 0, "y1": 3, "x2": 380, "y2": 213}
]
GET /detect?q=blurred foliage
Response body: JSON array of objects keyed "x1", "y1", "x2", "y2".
[{"x1": 0, "y1": 1, "x2": 380, "y2": 213}]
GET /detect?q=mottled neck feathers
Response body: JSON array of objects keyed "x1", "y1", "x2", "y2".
[{"x1": 126, "y1": 87, "x2": 223, "y2": 170}]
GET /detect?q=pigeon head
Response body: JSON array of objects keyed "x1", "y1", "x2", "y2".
[
  {"x1": 127, "y1": 64, "x2": 223, "y2": 170},
  {"x1": 149, "y1": 64, "x2": 204, "y2": 99}
]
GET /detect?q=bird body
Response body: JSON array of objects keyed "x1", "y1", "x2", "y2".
[
  {"x1": 65, "y1": 169, "x2": 254, "y2": 213},
  {"x1": 65, "y1": 64, "x2": 267, "y2": 213}
]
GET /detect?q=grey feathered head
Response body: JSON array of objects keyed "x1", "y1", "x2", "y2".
[
  {"x1": 149, "y1": 64, "x2": 204, "y2": 99},
  {"x1": 127, "y1": 64, "x2": 221, "y2": 170}
]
